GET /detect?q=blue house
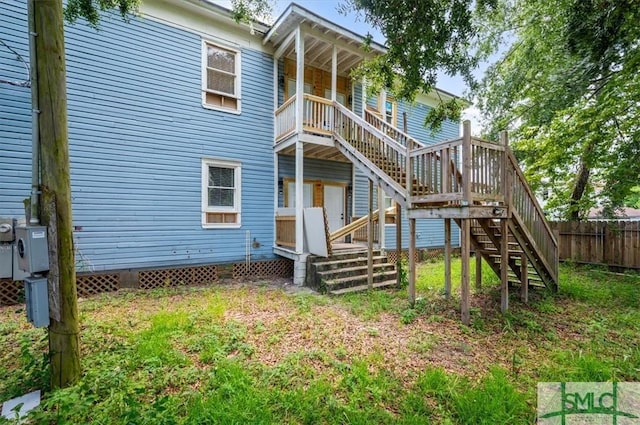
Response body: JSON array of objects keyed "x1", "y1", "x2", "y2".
[{"x1": 1, "y1": 0, "x2": 557, "y2": 316}]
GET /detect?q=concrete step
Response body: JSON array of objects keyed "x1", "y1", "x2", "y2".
[
  {"x1": 312, "y1": 256, "x2": 388, "y2": 272},
  {"x1": 308, "y1": 249, "x2": 381, "y2": 263},
  {"x1": 324, "y1": 269, "x2": 398, "y2": 292},
  {"x1": 329, "y1": 279, "x2": 398, "y2": 295},
  {"x1": 317, "y1": 262, "x2": 395, "y2": 280}
]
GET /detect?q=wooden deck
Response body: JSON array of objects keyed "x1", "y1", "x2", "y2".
[{"x1": 274, "y1": 94, "x2": 558, "y2": 323}]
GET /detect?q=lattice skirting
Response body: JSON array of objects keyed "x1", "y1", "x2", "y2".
[
  {"x1": 1, "y1": 260, "x2": 295, "y2": 306},
  {"x1": 387, "y1": 247, "x2": 461, "y2": 264},
  {"x1": 77, "y1": 273, "x2": 120, "y2": 297},
  {"x1": 0, "y1": 279, "x2": 23, "y2": 306},
  {"x1": 139, "y1": 265, "x2": 218, "y2": 290},
  {"x1": 232, "y1": 259, "x2": 294, "y2": 279}
]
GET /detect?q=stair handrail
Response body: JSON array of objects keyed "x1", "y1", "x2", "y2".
[
  {"x1": 506, "y1": 149, "x2": 559, "y2": 280},
  {"x1": 364, "y1": 108, "x2": 426, "y2": 149},
  {"x1": 329, "y1": 206, "x2": 395, "y2": 242},
  {"x1": 332, "y1": 99, "x2": 407, "y2": 154}
]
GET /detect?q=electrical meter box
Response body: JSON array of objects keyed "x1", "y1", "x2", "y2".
[
  {"x1": 24, "y1": 276, "x2": 50, "y2": 328},
  {"x1": 16, "y1": 226, "x2": 49, "y2": 274}
]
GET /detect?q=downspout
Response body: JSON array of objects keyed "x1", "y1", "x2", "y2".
[{"x1": 27, "y1": 0, "x2": 40, "y2": 224}]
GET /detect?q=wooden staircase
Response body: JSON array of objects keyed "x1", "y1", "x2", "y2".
[{"x1": 275, "y1": 94, "x2": 558, "y2": 307}]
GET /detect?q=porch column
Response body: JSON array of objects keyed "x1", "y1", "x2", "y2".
[
  {"x1": 331, "y1": 45, "x2": 337, "y2": 101},
  {"x1": 295, "y1": 26, "x2": 304, "y2": 133},
  {"x1": 293, "y1": 25, "x2": 307, "y2": 286},
  {"x1": 380, "y1": 89, "x2": 387, "y2": 117},
  {"x1": 295, "y1": 142, "x2": 304, "y2": 255},
  {"x1": 293, "y1": 141, "x2": 306, "y2": 285},
  {"x1": 377, "y1": 186, "x2": 385, "y2": 253}
]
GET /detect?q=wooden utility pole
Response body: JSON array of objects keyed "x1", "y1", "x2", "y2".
[{"x1": 29, "y1": 0, "x2": 81, "y2": 388}]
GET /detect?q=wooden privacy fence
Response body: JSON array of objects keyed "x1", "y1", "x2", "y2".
[{"x1": 550, "y1": 221, "x2": 640, "y2": 269}]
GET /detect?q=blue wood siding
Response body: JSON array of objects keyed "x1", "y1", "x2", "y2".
[
  {"x1": 352, "y1": 82, "x2": 363, "y2": 117},
  {"x1": 0, "y1": 2, "x2": 276, "y2": 271},
  {"x1": 353, "y1": 96, "x2": 461, "y2": 249},
  {"x1": 0, "y1": 2, "x2": 32, "y2": 217}
]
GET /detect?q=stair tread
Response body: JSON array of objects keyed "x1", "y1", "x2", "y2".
[
  {"x1": 324, "y1": 269, "x2": 397, "y2": 285},
  {"x1": 329, "y1": 280, "x2": 397, "y2": 295},
  {"x1": 317, "y1": 263, "x2": 395, "y2": 276},
  {"x1": 312, "y1": 255, "x2": 388, "y2": 267}
]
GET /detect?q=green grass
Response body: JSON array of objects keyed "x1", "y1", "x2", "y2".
[{"x1": 1, "y1": 261, "x2": 639, "y2": 424}]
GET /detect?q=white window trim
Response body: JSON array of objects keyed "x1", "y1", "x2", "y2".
[
  {"x1": 201, "y1": 158, "x2": 242, "y2": 229},
  {"x1": 201, "y1": 39, "x2": 242, "y2": 114}
]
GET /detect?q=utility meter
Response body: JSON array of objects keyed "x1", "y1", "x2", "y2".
[{"x1": 16, "y1": 226, "x2": 49, "y2": 274}]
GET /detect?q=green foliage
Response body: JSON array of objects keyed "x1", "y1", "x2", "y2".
[
  {"x1": 343, "y1": 0, "x2": 498, "y2": 128},
  {"x1": 64, "y1": 0, "x2": 140, "y2": 28},
  {"x1": 476, "y1": 0, "x2": 640, "y2": 219},
  {"x1": 401, "y1": 367, "x2": 531, "y2": 424},
  {"x1": 2, "y1": 263, "x2": 639, "y2": 423},
  {"x1": 229, "y1": 0, "x2": 273, "y2": 32}
]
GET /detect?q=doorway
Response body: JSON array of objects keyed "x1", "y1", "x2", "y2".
[{"x1": 323, "y1": 184, "x2": 345, "y2": 234}]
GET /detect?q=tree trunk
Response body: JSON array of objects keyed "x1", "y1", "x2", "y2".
[
  {"x1": 31, "y1": 0, "x2": 81, "y2": 388},
  {"x1": 568, "y1": 141, "x2": 595, "y2": 221}
]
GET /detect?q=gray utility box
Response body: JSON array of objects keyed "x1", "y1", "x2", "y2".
[
  {"x1": 25, "y1": 277, "x2": 50, "y2": 328},
  {"x1": 16, "y1": 226, "x2": 49, "y2": 274},
  {"x1": 0, "y1": 217, "x2": 14, "y2": 279}
]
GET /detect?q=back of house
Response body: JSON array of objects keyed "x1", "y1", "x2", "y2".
[{"x1": 0, "y1": 0, "x2": 461, "y2": 301}]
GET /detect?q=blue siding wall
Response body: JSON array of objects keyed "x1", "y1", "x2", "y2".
[
  {"x1": 353, "y1": 96, "x2": 461, "y2": 249},
  {"x1": 0, "y1": 2, "x2": 276, "y2": 271},
  {"x1": 0, "y1": 2, "x2": 32, "y2": 217},
  {"x1": 352, "y1": 82, "x2": 363, "y2": 117}
]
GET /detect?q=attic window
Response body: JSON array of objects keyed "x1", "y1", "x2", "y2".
[{"x1": 202, "y1": 41, "x2": 241, "y2": 113}]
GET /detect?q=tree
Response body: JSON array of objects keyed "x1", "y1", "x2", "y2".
[
  {"x1": 340, "y1": 0, "x2": 498, "y2": 130},
  {"x1": 475, "y1": 0, "x2": 640, "y2": 219},
  {"x1": 29, "y1": 0, "x2": 138, "y2": 389}
]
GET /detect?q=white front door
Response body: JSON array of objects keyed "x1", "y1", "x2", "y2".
[{"x1": 323, "y1": 185, "x2": 345, "y2": 234}]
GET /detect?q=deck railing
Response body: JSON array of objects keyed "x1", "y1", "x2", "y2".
[
  {"x1": 364, "y1": 108, "x2": 420, "y2": 150},
  {"x1": 275, "y1": 96, "x2": 296, "y2": 142},
  {"x1": 329, "y1": 206, "x2": 395, "y2": 243},
  {"x1": 303, "y1": 95, "x2": 334, "y2": 135},
  {"x1": 507, "y1": 150, "x2": 558, "y2": 281}
]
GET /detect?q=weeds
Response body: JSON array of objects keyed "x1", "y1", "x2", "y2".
[{"x1": 1, "y1": 262, "x2": 638, "y2": 424}]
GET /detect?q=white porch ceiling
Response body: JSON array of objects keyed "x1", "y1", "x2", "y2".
[{"x1": 265, "y1": 4, "x2": 386, "y2": 76}]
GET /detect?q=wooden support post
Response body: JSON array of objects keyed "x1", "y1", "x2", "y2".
[
  {"x1": 520, "y1": 255, "x2": 529, "y2": 303},
  {"x1": 295, "y1": 142, "x2": 304, "y2": 254},
  {"x1": 368, "y1": 179, "x2": 374, "y2": 290},
  {"x1": 500, "y1": 218, "x2": 509, "y2": 313},
  {"x1": 461, "y1": 219, "x2": 471, "y2": 325},
  {"x1": 378, "y1": 186, "x2": 385, "y2": 254},
  {"x1": 396, "y1": 202, "x2": 402, "y2": 287},
  {"x1": 462, "y1": 121, "x2": 472, "y2": 206},
  {"x1": 475, "y1": 250, "x2": 482, "y2": 290},
  {"x1": 408, "y1": 217, "x2": 416, "y2": 306},
  {"x1": 444, "y1": 218, "x2": 451, "y2": 298}
]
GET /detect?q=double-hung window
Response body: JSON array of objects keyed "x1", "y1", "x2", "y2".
[
  {"x1": 202, "y1": 41, "x2": 241, "y2": 112},
  {"x1": 202, "y1": 159, "x2": 241, "y2": 228}
]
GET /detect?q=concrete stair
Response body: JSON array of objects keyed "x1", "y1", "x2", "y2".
[{"x1": 305, "y1": 249, "x2": 397, "y2": 295}]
